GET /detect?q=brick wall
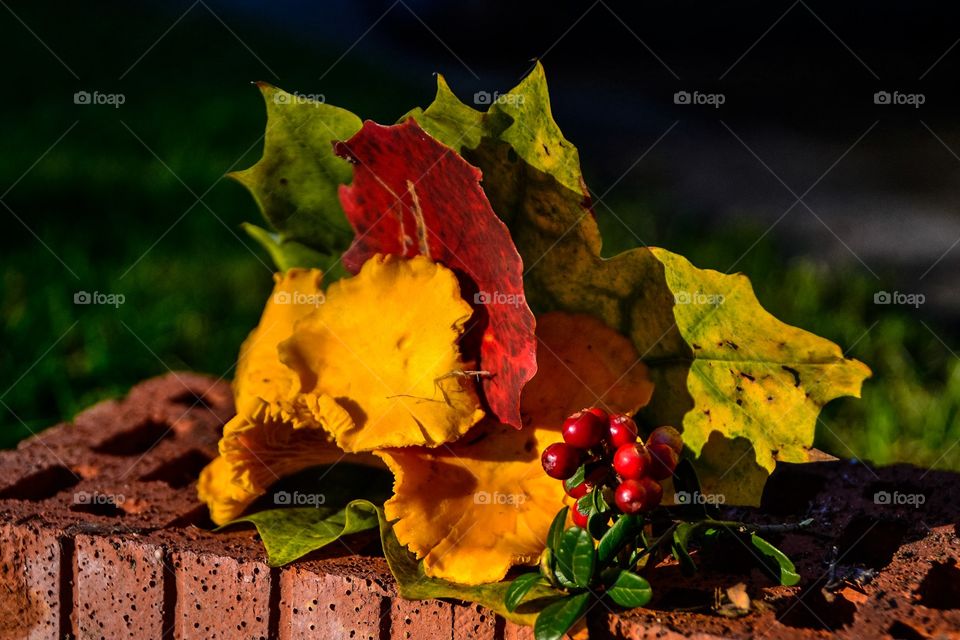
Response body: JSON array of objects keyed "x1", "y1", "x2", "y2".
[{"x1": 1, "y1": 373, "x2": 958, "y2": 639}]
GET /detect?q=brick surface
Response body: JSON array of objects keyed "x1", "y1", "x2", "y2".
[
  {"x1": 170, "y1": 548, "x2": 272, "y2": 640},
  {"x1": 389, "y1": 597, "x2": 453, "y2": 639},
  {"x1": 279, "y1": 561, "x2": 390, "y2": 640},
  {"x1": 451, "y1": 603, "x2": 498, "y2": 640},
  {"x1": 1, "y1": 373, "x2": 959, "y2": 639},
  {"x1": 0, "y1": 522, "x2": 63, "y2": 640},
  {"x1": 73, "y1": 534, "x2": 169, "y2": 639}
]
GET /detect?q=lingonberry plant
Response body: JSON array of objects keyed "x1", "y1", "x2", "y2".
[{"x1": 507, "y1": 407, "x2": 812, "y2": 640}]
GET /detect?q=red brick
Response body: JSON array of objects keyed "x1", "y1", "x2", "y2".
[
  {"x1": 279, "y1": 561, "x2": 390, "y2": 640},
  {"x1": 389, "y1": 597, "x2": 453, "y2": 639},
  {"x1": 73, "y1": 534, "x2": 169, "y2": 639},
  {"x1": 170, "y1": 548, "x2": 272, "y2": 640},
  {"x1": 4, "y1": 373, "x2": 960, "y2": 640},
  {"x1": 0, "y1": 522, "x2": 64, "y2": 640},
  {"x1": 451, "y1": 603, "x2": 498, "y2": 640},
  {"x1": 503, "y1": 620, "x2": 535, "y2": 640}
]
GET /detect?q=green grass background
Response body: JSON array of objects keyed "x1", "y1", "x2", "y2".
[{"x1": 2, "y1": 3, "x2": 958, "y2": 473}]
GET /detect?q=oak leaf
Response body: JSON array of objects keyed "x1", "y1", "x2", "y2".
[
  {"x1": 409, "y1": 64, "x2": 870, "y2": 504},
  {"x1": 231, "y1": 83, "x2": 361, "y2": 273}
]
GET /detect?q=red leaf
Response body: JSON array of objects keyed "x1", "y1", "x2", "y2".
[{"x1": 336, "y1": 119, "x2": 537, "y2": 429}]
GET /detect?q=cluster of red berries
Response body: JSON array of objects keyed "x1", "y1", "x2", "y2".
[{"x1": 540, "y1": 408, "x2": 683, "y2": 525}]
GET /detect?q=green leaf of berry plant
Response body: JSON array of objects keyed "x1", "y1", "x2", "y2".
[
  {"x1": 597, "y1": 513, "x2": 643, "y2": 565},
  {"x1": 750, "y1": 533, "x2": 801, "y2": 586},
  {"x1": 563, "y1": 464, "x2": 587, "y2": 492},
  {"x1": 606, "y1": 570, "x2": 653, "y2": 608},
  {"x1": 231, "y1": 83, "x2": 362, "y2": 272},
  {"x1": 672, "y1": 523, "x2": 699, "y2": 576},
  {"x1": 409, "y1": 63, "x2": 871, "y2": 506},
  {"x1": 557, "y1": 527, "x2": 596, "y2": 588},
  {"x1": 223, "y1": 499, "x2": 379, "y2": 566},
  {"x1": 534, "y1": 592, "x2": 591, "y2": 640},
  {"x1": 505, "y1": 573, "x2": 546, "y2": 613},
  {"x1": 546, "y1": 506, "x2": 569, "y2": 554},
  {"x1": 334, "y1": 119, "x2": 537, "y2": 429}
]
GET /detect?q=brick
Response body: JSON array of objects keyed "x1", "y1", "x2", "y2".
[
  {"x1": 0, "y1": 521, "x2": 64, "y2": 640},
  {"x1": 389, "y1": 597, "x2": 453, "y2": 639},
  {"x1": 170, "y1": 548, "x2": 272, "y2": 640},
  {"x1": 279, "y1": 562, "x2": 390, "y2": 640},
  {"x1": 73, "y1": 534, "x2": 169, "y2": 639},
  {"x1": 503, "y1": 620, "x2": 535, "y2": 640},
  {"x1": 3, "y1": 373, "x2": 960, "y2": 640},
  {"x1": 451, "y1": 603, "x2": 498, "y2": 640}
]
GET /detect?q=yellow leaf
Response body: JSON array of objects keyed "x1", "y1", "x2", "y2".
[
  {"x1": 199, "y1": 395, "x2": 351, "y2": 525},
  {"x1": 279, "y1": 254, "x2": 485, "y2": 452},
  {"x1": 233, "y1": 268, "x2": 326, "y2": 414},
  {"x1": 378, "y1": 312, "x2": 653, "y2": 584},
  {"x1": 201, "y1": 267, "x2": 379, "y2": 525}
]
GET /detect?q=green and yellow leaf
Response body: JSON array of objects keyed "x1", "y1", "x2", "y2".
[
  {"x1": 231, "y1": 83, "x2": 361, "y2": 272},
  {"x1": 410, "y1": 64, "x2": 871, "y2": 505}
]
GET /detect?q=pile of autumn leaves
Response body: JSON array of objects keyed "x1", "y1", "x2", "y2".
[{"x1": 197, "y1": 64, "x2": 871, "y2": 588}]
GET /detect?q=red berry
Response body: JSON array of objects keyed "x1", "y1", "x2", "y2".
[
  {"x1": 566, "y1": 481, "x2": 590, "y2": 499},
  {"x1": 636, "y1": 477, "x2": 663, "y2": 510},
  {"x1": 613, "y1": 443, "x2": 652, "y2": 480},
  {"x1": 647, "y1": 426, "x2": 683, "y2": 455},
  {"x1": 648, "y1": 443, "x2": 679, "y2": 480},
  {"x1": 614, "y1": 479, "x2": 648, "y2": 514},
  {"x1": 586, "y1": 406, "x2": 608, "y2": 421},
  {"x1": 562, "y1": 410, "x2": 606, "y2": 449},
  {"x1": 571, "y1": 501, "x2": 590, "y2": 527},
  {"x1": 608, "y1": 413, "x2": 638, "y2": 448},
  {"x1": 541, "y1": 443, "x2": 582, "y2": 479}
]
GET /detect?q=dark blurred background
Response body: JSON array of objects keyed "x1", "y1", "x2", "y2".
[{"x1": 2, "y1": 1, "x2": 959, "y2": 472}]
